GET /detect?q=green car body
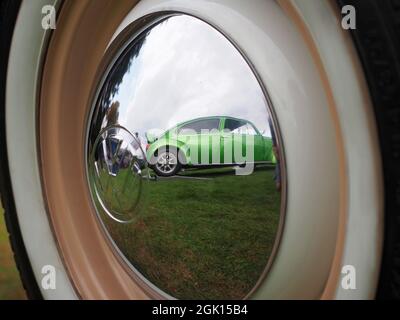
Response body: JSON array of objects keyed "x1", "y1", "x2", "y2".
[{"x1": 146, "y1": 116, "x2": 275, "y2": 176}]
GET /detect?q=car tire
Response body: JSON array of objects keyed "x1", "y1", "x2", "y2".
[
  {"x1": 0, "y1": 0, "x2": 42, "y2": 300},
  {"x1": 0, "y1": 0, "x2": 399, "y2": 299},
  {"x1": 151, "y1": 147, "x2": 182, "y2": 177},
  {"x1": 337, "y1": 0, "x2": 400, "y2": 300}
]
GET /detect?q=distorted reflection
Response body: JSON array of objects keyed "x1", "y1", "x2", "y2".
[{"x1": 88, "y1": 14, "x2": 283, "y2": 299}]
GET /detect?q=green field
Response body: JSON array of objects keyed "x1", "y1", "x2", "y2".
[
  {"x1": 0, "y1": 165, "x2": 280, "y2": 300},
  {"x1": 0, "y1": 207, "x2": 26, "y2": 300},
  {"x1": 98, "y1": 165, "x2": 281, "y2": 299}
]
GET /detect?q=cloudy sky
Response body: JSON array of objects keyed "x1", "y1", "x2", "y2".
[{"x1": 106, "y1": 15, "x2": 272, "y2": 140}]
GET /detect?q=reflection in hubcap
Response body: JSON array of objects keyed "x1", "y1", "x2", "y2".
[
  {"x1": 87, "y1": 13, "x2": 284, "y2": 299},
  {"x1": 156, "y1": 152, "x2": 178, "y2": 175},
  {"x1": 89, "y1": 126, "x2": 147, "y2": 223}
]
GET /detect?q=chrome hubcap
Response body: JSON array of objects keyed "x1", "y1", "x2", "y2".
[{"x1": 85, "y1": 12, "x2": 284, "y2": 299}]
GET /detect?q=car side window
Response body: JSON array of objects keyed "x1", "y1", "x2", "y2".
[
  {"x1": 246, "y1": 123, "x2": 258, "y2": 136},
  {"x1": 232, "y1": 124, "x2": 248, "y2": 134},
  {"x1": 224, "y1": 119, "x2": 247, "y2": 134},
  {"x1": 225, "y1": 119, "x2": 259, "y2": 135},
  {"x1": 178, "y1": 119, "x2": 220, "y2": 134}
]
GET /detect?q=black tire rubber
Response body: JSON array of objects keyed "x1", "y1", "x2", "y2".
[
  {"x1": 337, "y1": 0, "x2": 400, "y2": 299},
  {"x1": 0, "y1": 0, "x2": 43, "y2": 299}
]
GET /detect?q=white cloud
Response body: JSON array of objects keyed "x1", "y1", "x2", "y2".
[{"x1": 109, "y1": 15, "x2": 272, "y2": 139}]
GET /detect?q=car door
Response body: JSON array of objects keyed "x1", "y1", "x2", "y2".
[
  {"x1": 222, "y1": 118, "x2": 267, "y2": 164},
  {"x1": 221, "y1": 118, "x2": 245, "y2": 164},
  {"x1": 246, "y1": 122, "x2": 269, "y2": 162},
  {"x1": 177, "y1": 118, "x2": 221, "y2": 165}
]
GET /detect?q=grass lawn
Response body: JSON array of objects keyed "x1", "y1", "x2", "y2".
[
  {"x1": 98, "y1": 165, "x2": 281, "y2": 299},
  {"x1": 0, "y1": 207, "x2": 26, "y2": 300}
]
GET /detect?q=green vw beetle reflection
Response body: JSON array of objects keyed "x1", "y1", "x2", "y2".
[{"x1": 146, "y1": 116, "x2": 276, "y2": 177}]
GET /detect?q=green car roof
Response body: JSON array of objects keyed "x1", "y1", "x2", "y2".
[{"x1": 166, "y1": 115, "x2": 261, "y2": 135}]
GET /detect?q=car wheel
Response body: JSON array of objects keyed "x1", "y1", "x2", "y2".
[{"x1": 152, "y1": 148, "x2": 181, "y2": 177}]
